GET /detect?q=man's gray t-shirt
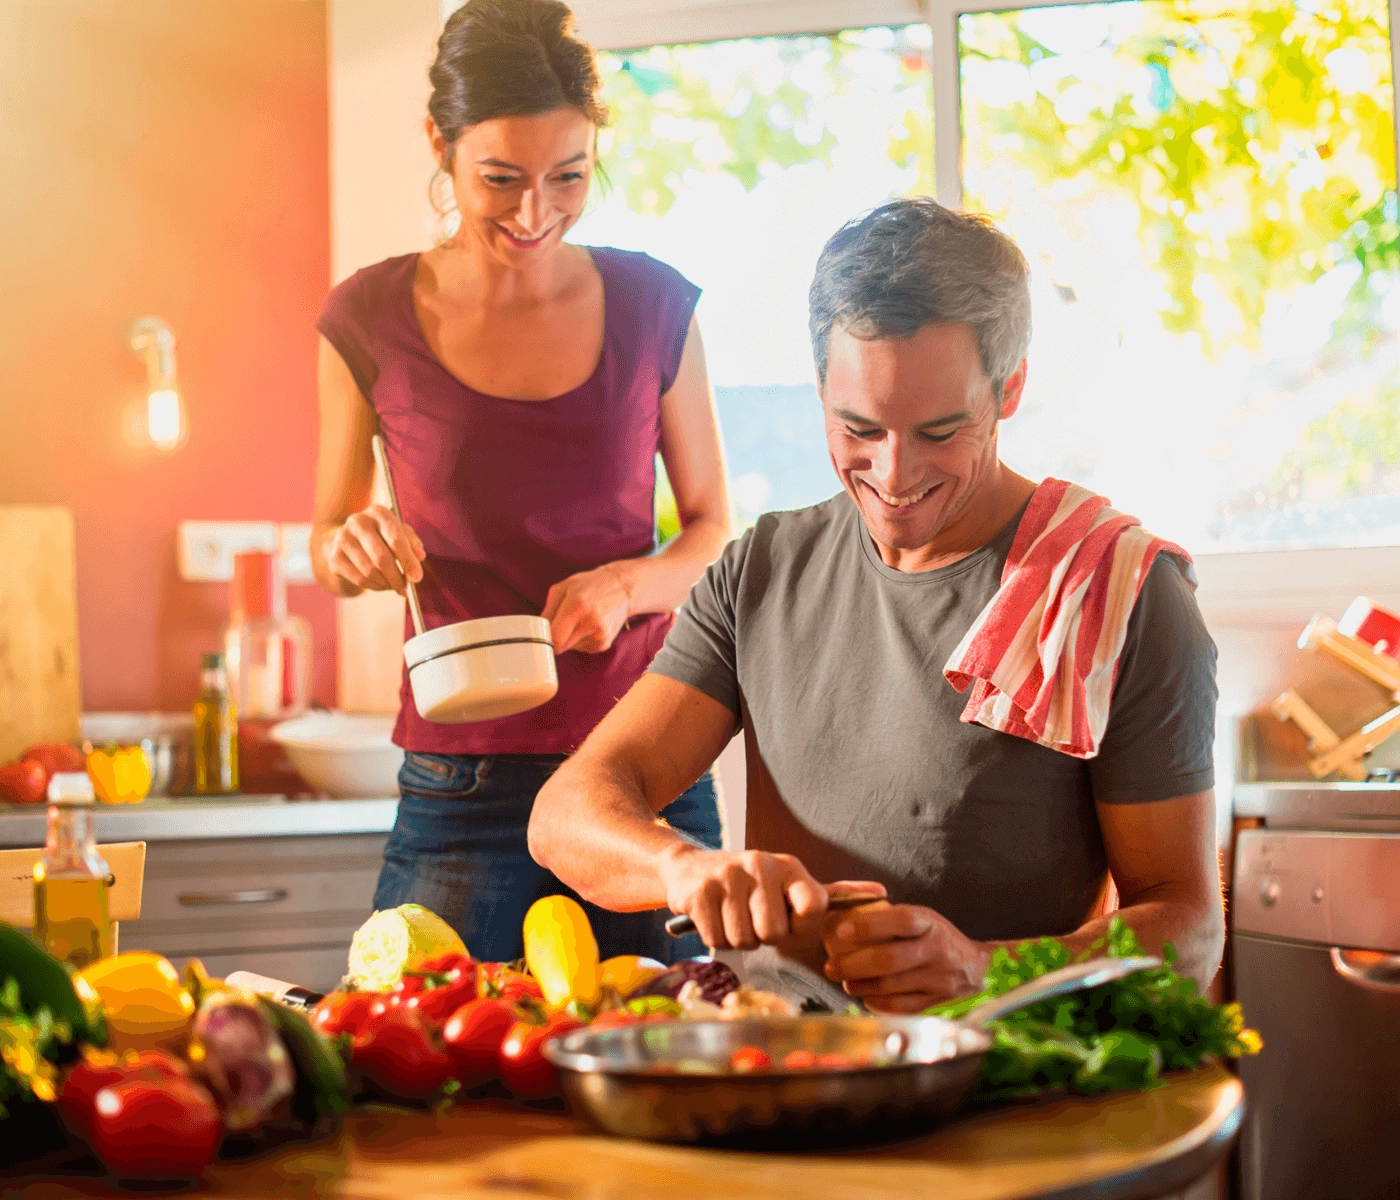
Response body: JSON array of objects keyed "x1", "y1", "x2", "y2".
[{"x1": 649, "y1": 492, "x2": 1217, "y2": 945}]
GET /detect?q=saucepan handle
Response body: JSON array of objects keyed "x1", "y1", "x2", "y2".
[
  {"x1": 1330, "y1": 946, "x2": 1400, "y2": 993},
  {"x1": 960, "y1": 955, "x2": 1161, "y2": 1028}
]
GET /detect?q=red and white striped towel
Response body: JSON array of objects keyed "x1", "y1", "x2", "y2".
[{"x1": 943, "y1": 478, "x2": 1192, "y2": 760}]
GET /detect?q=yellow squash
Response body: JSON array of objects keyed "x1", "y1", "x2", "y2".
[
  {"x1": 86, "y1": 745, "x2": 152, "y2": 805},
  {"x1": 598, "y1": 955, "x2": 665, "y2": 998},
  {"x1": 523, "y1": 895, "x2": 600, "y2": 1008},
  {"x1": 75, "y1": 951, "x2": 195, "y2": 1053}
]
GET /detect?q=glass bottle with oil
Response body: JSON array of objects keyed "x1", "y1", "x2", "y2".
[
  {"x1": 193, "y1": 651, "x2": 239, "y2": 794},
  {"x1": 33, "y1": 772, "x2": 112, "y2": 968}
]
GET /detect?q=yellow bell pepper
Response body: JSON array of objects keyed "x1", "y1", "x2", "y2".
[
  {"x1": 598, "y1": 955, "x2": 665, "y2": 998},
  {"x1": 75, "y1": 952, "x2": 195, "y2": 1054},
  {"x1": 86, "y1": 745, "x2": 152, "y2": 805},
  {"x1": 523, "y1": 895, "x2": 600, "y2": 1008}
]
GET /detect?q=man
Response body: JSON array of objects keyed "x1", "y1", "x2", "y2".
[{"x1": 528, "y1": 199, "x2": 1223, "y2": 1012}]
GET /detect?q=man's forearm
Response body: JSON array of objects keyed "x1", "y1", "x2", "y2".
[{"x1": 527, "y1": 754, "x2": 695, "y2": 912}]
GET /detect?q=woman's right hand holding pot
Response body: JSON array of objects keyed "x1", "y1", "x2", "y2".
[{"x1": 323, "y1": 504, "x2": 426, "y2": 596}]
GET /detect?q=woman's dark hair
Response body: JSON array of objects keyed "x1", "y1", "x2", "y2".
[{"x1": 429, "y1": 0, "x2": 608, "y2": 169}]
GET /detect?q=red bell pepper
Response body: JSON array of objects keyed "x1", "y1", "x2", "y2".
[{"x1": 394, "y1": 952, "x2": 478, "y2": 1024}]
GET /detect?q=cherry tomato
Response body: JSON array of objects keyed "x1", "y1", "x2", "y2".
[
  {"x1": 478, "y1": 962, "x2": 544, "y2": 1005},
  {"x1": 814, "y1": 1053, "x2": 854, "y2": 1070},
  {"x1": 352, "y1": 1006, "x2": 455, "y2": 1099},
  {"x1": 441, "y1": 997, "x2": 517, "y2": 1081},
  {"x1": 498, "y1": 1012, "x2": 584, "y2": 1100},
  {"x1": 396, "y1": 953, "x2": 477, "y2": 1024},
  {"x1": 85, "y1": 1053, "x2": 221, "y2": 1181},
  {"x1": 729, "y1": 1046, "x2": 773, "y2": 1073},
  {"x1": 782, "y1": 1049, "x2": 818, "y2": 1070},
  {"x1": 309, "y1": 991, "x2": 383, "y2": 1040}
]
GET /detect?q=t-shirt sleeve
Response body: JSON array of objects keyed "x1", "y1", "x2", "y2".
[
  {"x1": 315, "y1": 272, "x2": 379, "y2": 401},
  {"x1": 649, "y1": 258, "x2": 702, "y2": 395},
  {"x1": 1088, "y1": 554, "x2": 1218, "y2": 804},
  {"x1": 646, "y1": 527, "x2": 749, "y2": 716}
]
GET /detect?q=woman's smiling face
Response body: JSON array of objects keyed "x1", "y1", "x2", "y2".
[
  {"x1": 430, "y1": 107, "x2": 596, "y2": 266},
  {"x1": 822, "y1": 321, "x2": 1027, "y2": 571}
]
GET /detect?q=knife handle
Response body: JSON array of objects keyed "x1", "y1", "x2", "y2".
[{"x1": 664, "y1": 893, "x2": 879, "y2": 939}]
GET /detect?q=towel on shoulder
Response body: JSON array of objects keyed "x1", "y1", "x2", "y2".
[{"x1": 944, "y1": 478, "x2": 1193, "y2": 760}]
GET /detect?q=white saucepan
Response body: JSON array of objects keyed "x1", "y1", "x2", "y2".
[{"x1": 372, "y1": 435, "x2": 559, "y2": 724}]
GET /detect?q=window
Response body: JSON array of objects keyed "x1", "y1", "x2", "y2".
[
  {"x1": 577, "y1": 0, "x2": 1399, "y2": 555},
  {"x1": 567, "y1": 26, "x2": 934, "y2": 528},
  {"x1": 963, "y1": 0, "x2": 1398, "y2": 552}
]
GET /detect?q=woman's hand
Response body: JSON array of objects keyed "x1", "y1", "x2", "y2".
[
  {"x1": 322, "y1": 504, "x2": 426, "y2": 596},
  {"x1": 541, "y1": 566, "x2": 632, "y2": 654}
]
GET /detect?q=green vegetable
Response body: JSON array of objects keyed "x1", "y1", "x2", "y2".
[
  {"x1": 256, "y1": 996, "x2": 351, "y2": 1125},
  {"x1": 0, "y1": 978, "x2": 63, "y2": 1116},
  {"x1": 625, "y1": 995, "x2": 683, "y2": 1018},
  {"x1": 926, "y1": 917, "x2": 1262, "y2": 1101},
  {"x1": 0, "y1": 922, "x2": 105, "y2": 1047}
]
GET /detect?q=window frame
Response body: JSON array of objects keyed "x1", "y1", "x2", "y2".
[{"x1": 499, "y1": 0, "x2": 1400, "y2": 618}]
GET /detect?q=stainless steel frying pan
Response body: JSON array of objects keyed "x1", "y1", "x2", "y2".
[{"x1": 544, "y1": 956, "x2": 1158, "y2": 1147}]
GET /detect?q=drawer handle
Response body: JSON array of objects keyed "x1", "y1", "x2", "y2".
[
  {"x1": 1330, "y1": 947, "x2": 1400, "y2": 993},
  {"x1": 177, "y1": 888, "x2": 289, "y2": 907}
]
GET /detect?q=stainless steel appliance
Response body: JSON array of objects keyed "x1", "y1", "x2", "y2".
[{"x1": 1234, "y1": 825, "x2": 1400, "y2": 1200}]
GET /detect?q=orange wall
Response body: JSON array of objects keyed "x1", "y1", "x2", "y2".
[{"x1": 0, "y1": 1, "x2": 334, "y2": 712}]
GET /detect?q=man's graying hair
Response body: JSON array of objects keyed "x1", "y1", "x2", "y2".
[{"x1": 809, "y1": 198, "x2": 1032, "y2": 397}]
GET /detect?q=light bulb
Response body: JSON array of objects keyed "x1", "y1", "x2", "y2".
[{"x1": 147, "y1": 388, "x2": 183, "y2": 450}]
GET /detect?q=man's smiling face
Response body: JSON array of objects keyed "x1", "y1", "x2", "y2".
[{"x1": 822, "y1": 321, "x2": 1026, "y2": 571}]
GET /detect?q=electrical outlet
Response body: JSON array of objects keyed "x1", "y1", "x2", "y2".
[
  {"x1": 177, "y1": 521, "x2": 278, "y2": 582},
  {"x1": 279, "y1": 523, "x2": 314, "y2": 583}
]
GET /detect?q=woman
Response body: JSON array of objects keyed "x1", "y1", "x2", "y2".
[{"x1": 312, "y1": 0, "x2": 732, "y2": 963}]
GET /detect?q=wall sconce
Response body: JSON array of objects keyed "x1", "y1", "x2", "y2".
[{"x1": 127, "y1": 316, "x2": 187, "y2": 451}]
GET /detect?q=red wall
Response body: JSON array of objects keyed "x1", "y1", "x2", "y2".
[{"x1": 0, "y1": 1, "x2": 334, "y2": 712}]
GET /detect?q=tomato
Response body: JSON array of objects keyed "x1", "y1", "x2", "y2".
[
  {"x1": 586, "y1": 1009, "x2": 640, "y2": 1031},
  {"x1": 309, "y1": 991, "x2": 382, "y2": 1041},
  {"x1": 60, "y1": 1048, "x2": 191, "y2": 1143},
  {"x1": 0, "y1": 758, "x2": 47, "y2": 804},
  {"x1": 441, "y1": 997, "x2": 517, "y2": 1081},
  {"x1": 814, "y1": 1053, "x2": 854, "y2": 1070},
  {"x1": 478, "y1": 962, "x2": 543, "y2": 1005},
  {"x1": 395, "y1": 953, "x2": 477, "y2": 1024},
  {"x1": 352, "y1": 1006, "x2": 455, "y2": 1099},
  {"x1": 21, "y1": 743, "x2": 86, "y2": 777},
  {"x1": 782, "y1": 1049, "x2": 818, "y2": 1070},
  {"x1": 729, "y1": 1046, "x2": 772, "y2": 1073},
  {"x1": 497, "y1": 1012, "x2": 583, "y2": 1100},
  {"x1": 81, "y1": 1051, "x2": 220, "y2": 1181}
]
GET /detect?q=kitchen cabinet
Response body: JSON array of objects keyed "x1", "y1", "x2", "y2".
[{"x1": 120, "y1": 832, "x2": 386, "y2": 994}]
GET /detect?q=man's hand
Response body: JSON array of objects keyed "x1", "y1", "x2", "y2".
[{"x1": 822, "y1": 903, "x2": 991, "y2": 1013}]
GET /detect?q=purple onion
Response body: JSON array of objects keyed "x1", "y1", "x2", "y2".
[
  {"x1": 627, "y1": 958, "x2": 740, "y2": 1006},
  {"x1": 192, "y1": 991, "x2": 295, "y2": 1131}
]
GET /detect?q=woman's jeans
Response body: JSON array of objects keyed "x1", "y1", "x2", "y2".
[{"x1": 373, "y1": 752, "x2": 722, "y2": 963}]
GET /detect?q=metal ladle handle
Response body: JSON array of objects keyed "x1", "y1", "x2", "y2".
[
  {"x1": 371, "y1": 433, "x2": 425, "y2": 637},
  {"x1": 958, "y1": 955, "x2": 1162, "y2": 1028}
]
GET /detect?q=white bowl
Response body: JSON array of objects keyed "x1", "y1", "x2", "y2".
[
  {"x1": 269, "y1": 712, "x2": 405, "y2": 798},
  {"x1": 404, "y1": 614, "x2": 558, "y2": 724}
]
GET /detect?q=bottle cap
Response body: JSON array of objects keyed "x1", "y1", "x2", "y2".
[
  {"x1": 201, "y1": 652, "x2": 224, "y2": 671},
  {"x1": 48, "y1": 772, "x2": 95, "y2": 804}
]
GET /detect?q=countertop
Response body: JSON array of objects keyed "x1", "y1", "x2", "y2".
[
  {"x1": 13, "y1": 1064, "x2": 1243, "y2": 1200},
  {"x1": 1233, "y1": 781, "x2": 1400, "y2": 831},
  {"x1": 0, "y1": 794, "x2": 399, "y2": 847}
]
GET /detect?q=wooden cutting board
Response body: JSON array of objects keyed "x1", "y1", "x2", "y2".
[{"x1": 0, "y1": 505, "x2": 82, "y2": 763}]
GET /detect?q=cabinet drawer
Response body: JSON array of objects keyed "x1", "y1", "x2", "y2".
[
  {"x1": 138, "y1": 833, "x2": 384, "y2": 925},
  {"x1": 170, "y1": 945, "x2": 352, "y2": 996}
]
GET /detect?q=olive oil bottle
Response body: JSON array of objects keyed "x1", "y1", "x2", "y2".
[
  {"x1": 193, "y1": 651, "x2": 239, "y2": 794},
  {"x1": 33, "y1": 772, "x2": 112, "y2": 969}
]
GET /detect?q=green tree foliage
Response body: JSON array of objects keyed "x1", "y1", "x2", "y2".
[
  {"x1": 959, "y1": 0, "x2": 1395, "y2": 356},
  {"x1": 596, "y1": 29, "x2": 933, "y2": 218}
]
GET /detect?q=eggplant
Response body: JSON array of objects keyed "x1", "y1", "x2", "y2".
[{"x1": 627, "y1": 957, "x2": 740, "y2": 1006}]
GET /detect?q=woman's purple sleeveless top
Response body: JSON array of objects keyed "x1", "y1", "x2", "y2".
[{"x1": 317, "y1": 248, "x2": 701, "y2": 755}]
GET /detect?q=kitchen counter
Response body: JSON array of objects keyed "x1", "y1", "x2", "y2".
[
  {"x1": 13, "y1": 1064, "x2": 1243, "y2": 1200},
  {"x1": 1233, "y1": 781, "x2": 1400, "y2": 831},
  {"x1": 0, "y1": 794, "x2": 398, "y2": 847}
]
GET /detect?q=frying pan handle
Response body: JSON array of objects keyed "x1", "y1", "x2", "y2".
[
  {"x1": 371, "y1": 433, "x2": 427, "y2": 637},
  {"x1": 960, "y1": 956, "x2": 1161, "y2": 1028}
]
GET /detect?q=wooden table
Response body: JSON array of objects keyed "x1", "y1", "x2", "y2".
[{"x1": 12, "y1": 1065, "x2": 1242, "y2": 1200}]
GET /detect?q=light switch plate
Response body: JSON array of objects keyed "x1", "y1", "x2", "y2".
[
  {"x1": 279, "y1": 523, "x2": 314, "y2": 583},
  {"x1": 177, "y1": 521, "x2": 278, "y2": 582}
]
